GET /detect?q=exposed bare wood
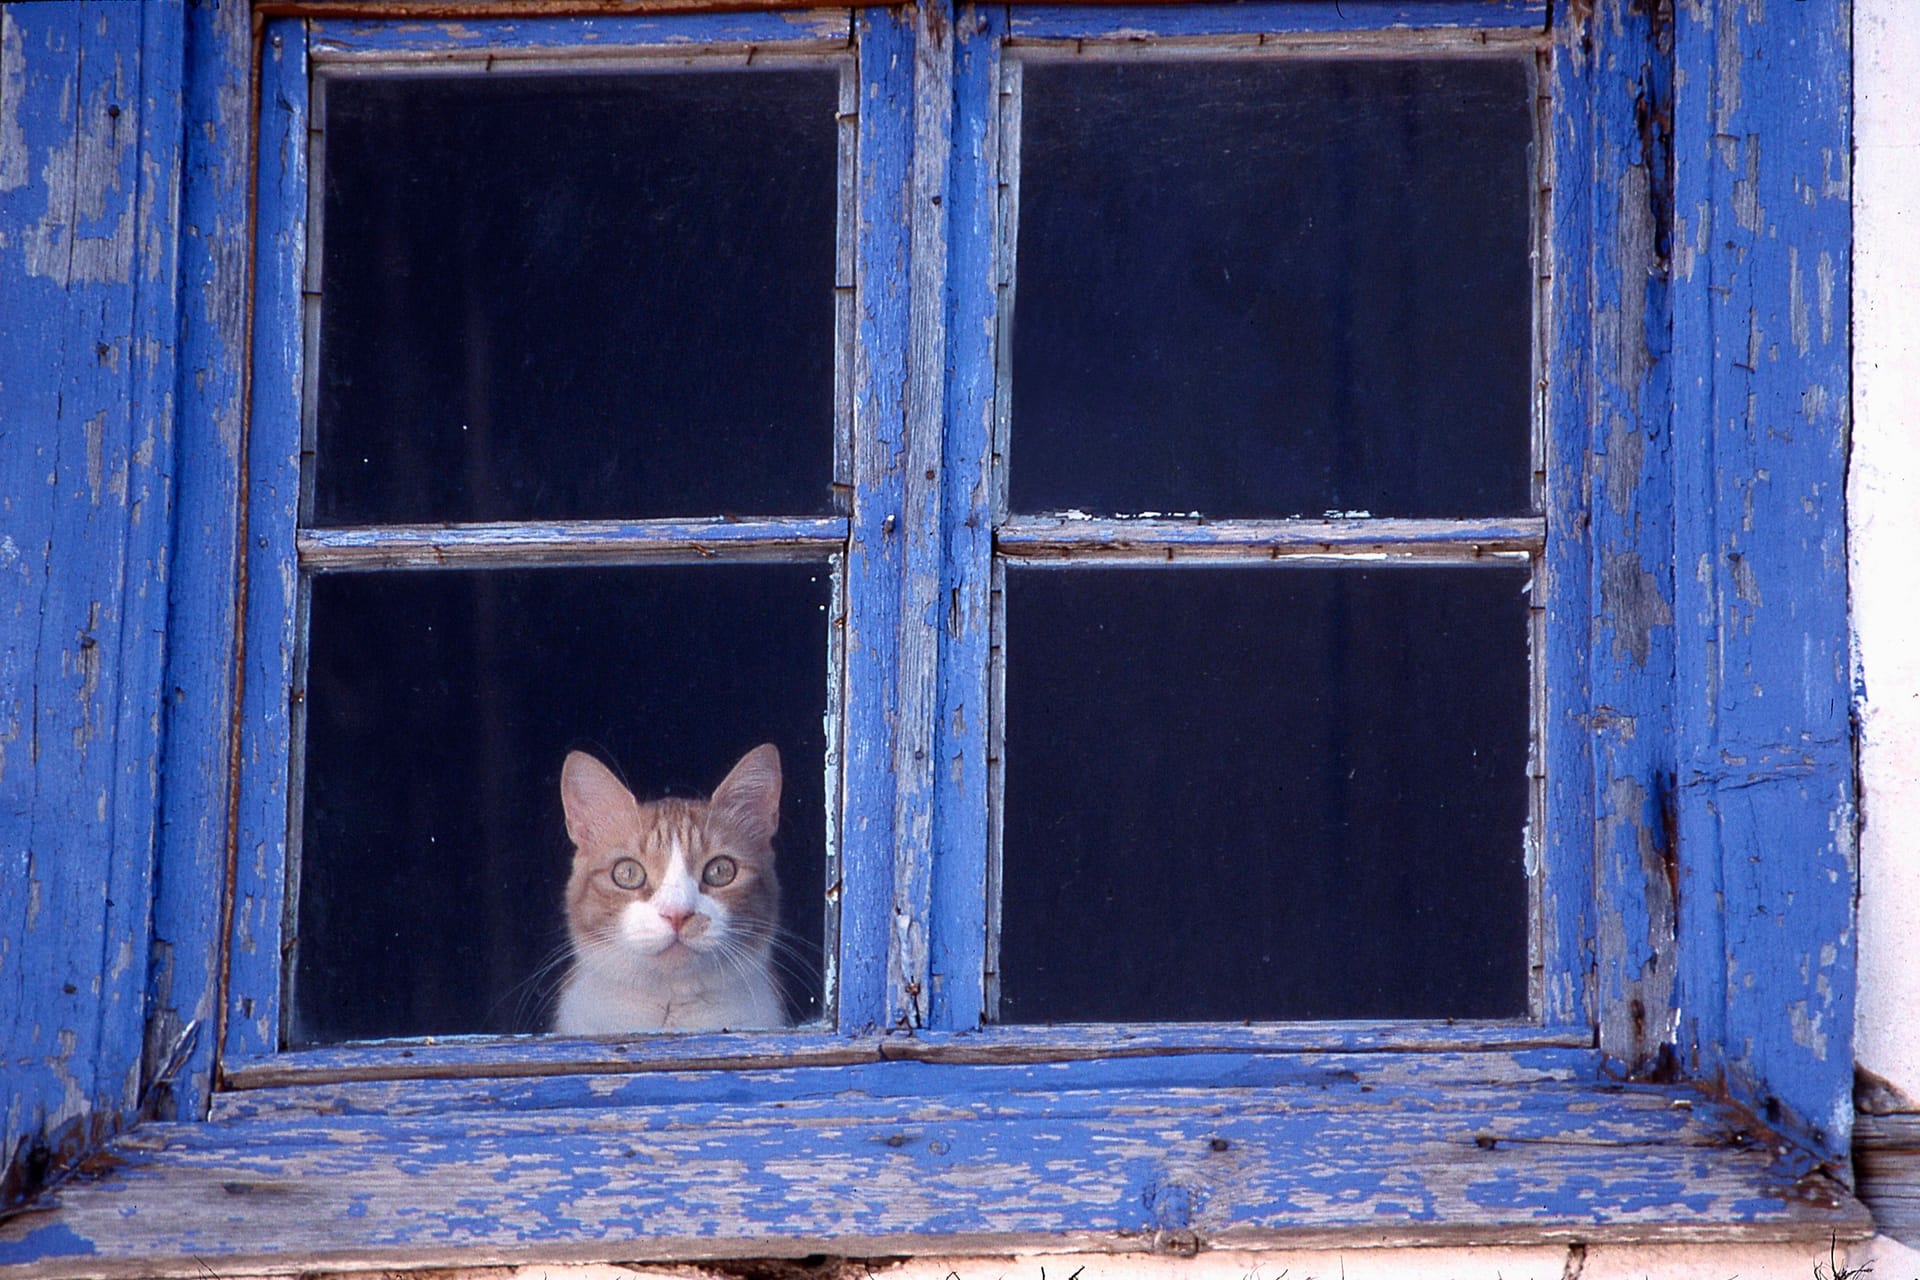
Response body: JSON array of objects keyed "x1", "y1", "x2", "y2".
[
  {"x1": 218, "y1": 1023, "x2": 1592, "y2": 1091},
  {"x1": 296, "y1": 517, "x2": 849, "y2": 571},
  {"x1": 0, "y1": 1068, "x2": 1870, "y2": 1279},
  {"x1": 1004, "y1": 29, "x2": 1547, "y2": 57},
  {"x1": 883, "y1": 0, "x2": 955, "y2": 1036},
  {"x1": 263, "y1": 0, "x2": 1534, "y2": 14},
  {"x1": 1856, "y1": 1112, "x2": 1920, "y2": 1248},
  {"x1": 210, "y1": 1049, "x2": 1599, "y2": 1123},
  {"x1": 263, "y1": 1, "x2": 883, "y2": 16},
  {"x1": 996, "y1": 515, "x2": 1544, "y2": 564}
]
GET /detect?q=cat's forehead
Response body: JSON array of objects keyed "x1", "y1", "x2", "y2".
[
  {"x1": 574, "y1": 797, "x2": 767, "y2": 872},
  {"x1": 627, "y1": 800, "x2": 704, "y2": 856}
]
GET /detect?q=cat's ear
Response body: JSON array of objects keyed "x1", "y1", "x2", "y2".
[
  {"x1": 711, "y1": 743, "x2": 781, "y2": 845},
  {"x1": 560, "y1": 751, "x2": 637, "y2": 849}
]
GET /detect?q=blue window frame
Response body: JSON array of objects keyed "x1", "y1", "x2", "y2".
[{"x1": 0, "y1": 0, "x2": 1860, "y2": 1272}]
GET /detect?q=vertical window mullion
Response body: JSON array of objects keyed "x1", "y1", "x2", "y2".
[
  {"x1": 838, "y1": 6, "x2": 918, "y2": 1032},
  {"x1": 877, "y1": 0, "x2": 960, "y2": 1033},
  {"x1": 224, "y1": 15, "x2": 310, "y2": 1069},
  {"x1": 928, "y1": 5, "x2": 1008, "y2": 1033}
]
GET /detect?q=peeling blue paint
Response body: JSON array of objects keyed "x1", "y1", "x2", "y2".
[
  {"x1": 0, "y1": 0, "x2": 1863, "y2": 1268},
  {"x1": 0, "y1": 1221, "x2": 98, "y2": 1265}
]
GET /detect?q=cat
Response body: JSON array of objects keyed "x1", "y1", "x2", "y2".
[{"x1": 552, "y1": 744, "x2": 788, "y2": 1035}]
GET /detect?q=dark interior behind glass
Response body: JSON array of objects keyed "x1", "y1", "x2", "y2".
[
  {"x1": 314, "y1": 67, "x2": 838, "y2": 525},
  {"x1": 997, "y1": 567, "x2": 1532, "y2": 1024},
  {"x1": 291, "y1": 565, "x2": 832, "y2": 1046},
  {"x1": 1009, "y1": 57, "x2": 1533, "y2": 519}
]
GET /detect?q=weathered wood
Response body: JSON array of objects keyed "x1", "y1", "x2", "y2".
[
  {"x1": 0, "y1": 0, "x2": 186, "y2": 1204},
  {"x1": 1668, "y1": 0, "x2": 1856, "y2": 1166},
  {"x1": 884, "y1": 0, "x2": 954, "y2": 1034},
  {"x1": 146, "y1": 0, "x2": 256, "y2": 1125},
  {"x1": 220, "y1": 18, "x2": 309, "y2": 1070},
  {"x1": 1555, "y1": 1, "x2": 1680, "y2": 1080},
  {"x1": 0, "y1": 0, "x2": 1868, "y2": 1266},
  {"x1": 1009, "y1": 2, "x2": 1546, "y2": 43},
  {"x1": 297, "y1": 518, "x2": 850, "y2": 572},
  {"x1": 996, "y1": 516, "x2": 1543, "y2": 564},
  {"x1": 1539, "y1": 10, "x2": 1597, "y2": 1038},
  {"x1": 307, "y1": 11, "x2": 855, "y2": 58},
  {"x1": 210, "y1": 1048, "x2": 1597, "y2": 1123},
  {"x1": 836, "y1": 6, "x2": 915, "y2": 1034},
  {"x1": 272, "y1": 0, "x2": 1537, "y2": 20},
  {"x1": 927, "y1": 2, "x2": 1004, "y2": 1031},
  {"x1": 217, "y1": 1021, "x2": 1591, "y2": 1092},
  {"x1": 0, "y1": 1061, "x2": 1871, "y2": 1278},
  {"x1": 275, "y1": 1, "x2": 881, "y2": 20},
  {"x1": 1856, "y1": 1113, "x2": 1920, "y2": 1249}
]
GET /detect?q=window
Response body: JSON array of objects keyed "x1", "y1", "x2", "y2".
[
  {"x1": 0, "y1": 0, "x2": 1862, "y2": 1271},
  {"x1": 989, "y1": 50, "x2": 1537, "y2": 1026},
  {"x1": 285, "y1": 51, "x2": 849, "y2": 1045},
  {"x1": 263, "y1": 11, "x2": 1550, "y2": 1052}
]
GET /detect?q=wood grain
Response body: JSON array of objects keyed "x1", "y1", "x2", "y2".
[
  {"x1": 1856, "y1": 1112, "x2": 1920, "y2": 1249},
  {"x1": 996, "y1": 516, "x2": 1542, "y2": 565},
  {"x1": 1666, "y1": 0, "x2": 1857, "y2": 1166},
  {"x1": 0, "y1": 1055, "x2": 1870, "y2": 1278},
  {"x1": 297, "y1": 519, "x2": 850, "y2": 572}
]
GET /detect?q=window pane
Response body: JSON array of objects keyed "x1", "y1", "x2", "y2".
[
  {"x1": 314, "y1": 68, "x2": 839, "y2": 525},
  {"x1": 1009, "y1": 58, "x2": 1533, "y2": 519},
  {"x1": 290, "y1": 565, "x2": 832, "y2": 1045},
  {"x1": 997, "y1": 567, "x2": 1530, "y2": 1024}
]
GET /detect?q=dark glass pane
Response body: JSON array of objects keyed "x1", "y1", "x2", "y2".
[
  {"x1": 998, "y1": 567, "x2": 1530, "y2": 1023},
  {"x1": 1009, "y1": 59, "x2": 1533, "y2": 518},
  {"x1": 314, "y1": 68, "x2": 838, "y2": 525},
  {"x1": 291, "y1": 565, "x2": 831, "y2": 1045}
]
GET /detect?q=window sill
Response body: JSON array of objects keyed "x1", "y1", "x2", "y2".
[{"x1": 0, "y1": 1049, "x2": 1870, "y2": 1279}]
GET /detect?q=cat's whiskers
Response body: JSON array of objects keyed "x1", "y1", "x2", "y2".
[
  {"x1": 490, "y1": 936, "x2": 588, "y2": 1030},
  {"x1": 736, "y1": 922, "x2": 818, "y2": 990}
]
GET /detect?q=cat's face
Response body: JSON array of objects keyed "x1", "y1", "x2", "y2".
[{"x1": 560, "y1": 745, "x2": 782, "y2": 976}]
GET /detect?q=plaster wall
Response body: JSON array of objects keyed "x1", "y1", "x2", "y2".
[{"x1": 1852, "y1": 0, "x2": 1920, "y2": 1111}]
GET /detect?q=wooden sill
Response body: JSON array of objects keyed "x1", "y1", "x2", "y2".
[
  {"x1": 1856, "y1": 1111, "x2": 1920, "y2": 1249},
  {"x1": 0, "y1": 1050, "x2": 1872, "y2": 1279}
]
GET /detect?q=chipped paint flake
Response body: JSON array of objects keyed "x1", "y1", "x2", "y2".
[
  {"x1": 22, "y1": 41, "x2": 136, "y2": 285},
  {"x1": 1601, "y1": 552, "x2": 1673, "y2": 667},
  {"x1": 1788, "y1": 245, "x2": 1811, "y2": 356},
  {"x1": 0, "y1": 11, "x2": 26, "y2": 191}
]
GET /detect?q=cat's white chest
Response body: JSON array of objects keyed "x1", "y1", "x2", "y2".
[{"x1": 553, "y1": 956, "x2": 784, "y2": 1034}]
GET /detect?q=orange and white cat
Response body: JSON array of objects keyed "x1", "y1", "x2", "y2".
[{"x1": 553, "y1": 745, "x2": 787, "y2": 1034}]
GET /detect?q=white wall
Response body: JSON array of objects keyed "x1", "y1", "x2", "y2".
[{"x1": 1852, "y1": 0, "x2": 1920, "y2": 1110}]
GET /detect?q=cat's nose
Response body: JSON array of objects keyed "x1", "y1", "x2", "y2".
[{"x1": 659, "y1": 908, "x2": 694, "y2": 933}]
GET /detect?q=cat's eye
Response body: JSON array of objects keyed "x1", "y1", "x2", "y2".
[
  {"x1": 701, "y1": 856, "x2": 738, "y2": 888},
  {"x1": 610, "y1": 859, "x2": 647, "y2": 891}
]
